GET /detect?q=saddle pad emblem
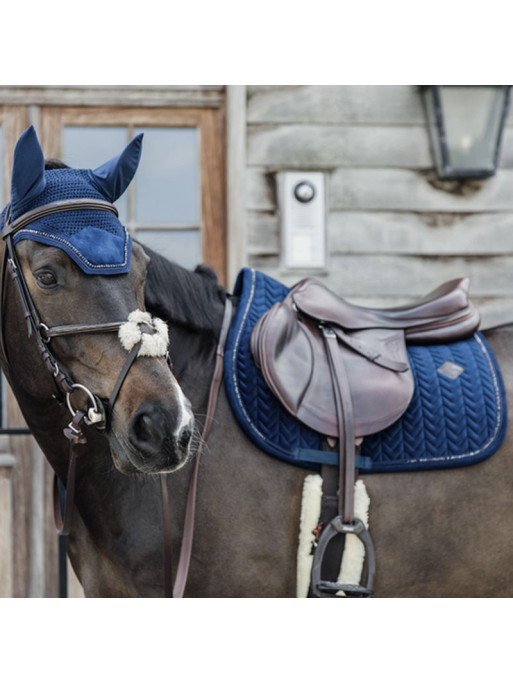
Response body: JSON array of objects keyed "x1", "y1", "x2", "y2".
[{"x1": 437, "y1": 361, "x2": 464, "y2": 379}]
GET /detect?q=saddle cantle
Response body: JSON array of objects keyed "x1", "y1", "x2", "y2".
[{"x1": 250, "y1": 276, "x2": 481, "y2": 440}]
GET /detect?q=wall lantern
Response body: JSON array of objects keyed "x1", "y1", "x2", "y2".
[{"x1": 421, "y1": 85, "x2": 511, "y2": 179}]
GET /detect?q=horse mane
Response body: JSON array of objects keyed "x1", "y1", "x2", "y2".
[{"x1": 141, "y1": 244, "x2": 227, "y2": 335}]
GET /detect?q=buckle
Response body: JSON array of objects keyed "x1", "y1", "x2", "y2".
[{"x1": 310, "y1": 516, "x2": 376, "y2": 598}]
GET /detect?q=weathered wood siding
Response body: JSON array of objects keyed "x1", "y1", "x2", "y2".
[{"x1": 245, "y1": 85, "x2": 513, "y2": 328}]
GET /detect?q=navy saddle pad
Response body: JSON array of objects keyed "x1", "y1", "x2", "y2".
[{"x1": 224, "y1": 268, "x2": 508, "y2": 474}]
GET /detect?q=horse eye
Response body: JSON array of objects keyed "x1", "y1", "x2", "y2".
[{"x1": 35, "y1": 271, "x2": 58, "y2": 288}]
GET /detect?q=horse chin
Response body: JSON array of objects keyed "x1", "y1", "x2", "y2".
[{"x1": 108, "y1": 431, "x2": 192, "y2": 476}]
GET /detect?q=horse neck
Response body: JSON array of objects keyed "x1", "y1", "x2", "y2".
[{"x1": 143, "y1": 250, "x2": 228, "y2": 408}]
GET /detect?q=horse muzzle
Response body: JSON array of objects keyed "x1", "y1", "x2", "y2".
[{"x1": 126, "y1": 398, "x2": 194, "y2": 473}]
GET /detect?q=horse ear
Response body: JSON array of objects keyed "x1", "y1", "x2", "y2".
[
  {"x1": 89, "y1": 133, "x2": 143, "y2": 202},
  {"x1": 10, "y1": 125, "x2": 46, "y2": 209}
]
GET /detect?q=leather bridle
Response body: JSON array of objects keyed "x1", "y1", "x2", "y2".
[
  {"x1": 1, "y1": 198, "x2": 143, "y2": 428},
  {"x1": 0, "y1": 196, "x2": 232, "y2": 597}
]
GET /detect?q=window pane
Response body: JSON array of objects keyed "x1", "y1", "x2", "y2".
[
  {"x1": 136, "y1": 229, "x2": 201, "y2": 270},
  {"x1": 134, "y1": 127, "x2": 200, "y2": 224},
  {"x1": 62, "y1": 126, "x2": 128, "y2": 222}
]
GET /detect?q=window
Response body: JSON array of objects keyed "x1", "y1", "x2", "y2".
[{"x1": 39, "y1": 106, "x2": 226, "y2": 281}]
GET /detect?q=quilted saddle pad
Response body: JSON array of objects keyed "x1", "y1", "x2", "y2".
[{"x1": 224, "y1": 268, "x2": 508, "y2": 474}]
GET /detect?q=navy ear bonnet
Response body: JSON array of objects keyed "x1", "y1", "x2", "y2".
[{"x1": 0, "y1": 126, "x2": 143, "y2": 275}]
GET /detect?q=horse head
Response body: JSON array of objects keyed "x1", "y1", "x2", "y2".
[{"x1": 0, "y1": 126, "x2": 194, "y2": 475}]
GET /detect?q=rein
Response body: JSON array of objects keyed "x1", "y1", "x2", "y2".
[{"x1": 163, "y1": 297, "x2": 233, "y2": 598}]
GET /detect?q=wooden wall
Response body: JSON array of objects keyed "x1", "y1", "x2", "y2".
[{"x1": 244, "y1": 85, "x2": 513, "y2": 329}]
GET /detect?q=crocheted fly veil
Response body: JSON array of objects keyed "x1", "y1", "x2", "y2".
[{"x1": 0, "y1": 125, "x2": 143, "y2": 274}]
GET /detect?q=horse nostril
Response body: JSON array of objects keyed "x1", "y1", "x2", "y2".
[
  {"x1": 129, "y1": 404, "x2": 166, "y2": 453},
  {"x1": 133, "y1": 413, "x2": 156, "y2": 445},
  {"x1": 179, "y1": 426, "x2": 193, "y2": 451}
]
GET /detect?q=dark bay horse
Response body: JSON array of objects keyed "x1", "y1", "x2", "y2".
[
  {"x1": 4, "y1": 239, "x2": 513, "y2": 597},
  {"x1": 3, "y1": 128, "x2": 513, "y2": 597}
]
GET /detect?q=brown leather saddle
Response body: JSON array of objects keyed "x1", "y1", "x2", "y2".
[{"x1": 250, "y1": 276, "x2": 480, "y2": 597}]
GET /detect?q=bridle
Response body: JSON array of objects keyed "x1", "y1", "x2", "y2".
[
  {"x1": 0, "y1": 196, "x2": 233, "y2": 598},
  {"x1": 1, "y1": 198, "x2": 165, "y2": 429}
]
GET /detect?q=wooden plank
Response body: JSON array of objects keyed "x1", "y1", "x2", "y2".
[
  {"x1": 0, "y1": 106, "x2": 29, "y2": 201},
  {"x1": 226, "y1": 86, "x2": 248, "y2": 285},
  {"x1": 248, "y1": 253, "x2": 513, "y2": 298},
  {"x1": 199, "y1": 107, "x2": 227, "y2": 284},
  {"x1": 0, "y1": 455, "x2": 14, "y2": 598},
  {"x1": 44, "y1": 458, "x2": 59, "y2": 597},
  {"x1": 248, "y1": 85, "x2": 513, "y2": 128},
  {"x1": 328, "y1": 211, "x2": 513, "y2": 255},
  {"x1": 248, "y1": 166, "x2": 513, "y2": 212},
  {"x1": 247, "y1": 211, "x2": 279, "y2": 254},
  {"x1": 6, "y1": 387, "x2": 34, "y2": 598},
  {"x1": 247, "y1": 85, "x2": 426, "y2": 124},
  {"x1": 28, "y1": 441, "x2": 45, "y2": 597},
  {"x1": 57, "y1": 105, "x2": 206, "y2": 127},
  {"x1": 247, "y1": 123, "x2": 513, "y2": 170},
  {"x1": 476, "y1": 298, "x2": 513, "y2": 330},
  {"x1": 246, "y1": 168, "x2": 276, "y2": 211},
  {"x1": 247, "y1": 209, "x2": 513, "y2": 258},
  {"x1": 247, "y1": 124, "x2": 432, "y2": 168},
  {"x1": 329, "y1": 168, "x2": 513, "y2": 212},
  {"x1": 0, "y1": 86, "x2": 224, "y2": 108}
]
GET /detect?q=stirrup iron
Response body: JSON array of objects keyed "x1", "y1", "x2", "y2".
[{"x1": 311, "y1": 516, "x2": 376, "y2": 598}]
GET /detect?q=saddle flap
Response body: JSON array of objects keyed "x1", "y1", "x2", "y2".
[{"x1": 252, "y1": 295, "x2": 415, "y2": 438}]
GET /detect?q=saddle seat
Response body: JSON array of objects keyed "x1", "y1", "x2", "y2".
[{"x1": 291, "y1": 277, "x2": 480, "y2": 344}]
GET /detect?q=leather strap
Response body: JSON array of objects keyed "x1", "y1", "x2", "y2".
[
  {"x1": 160, "y1": 474, "x2": 174, "y2": 597},
  {"x1": 162, "y1": 296, "x2": 233, "y2": 599},
  {"x1": 53, "y1": 410, "x2": 87, "y2": 535},
  {"x1": 322, "y1": 326, "x2": 355, "y2": 522},
  {"x1": 309, "y1": 327, "x2": 359, "y2": 596},
  {"x1": 2, "y1": 199, "x2": 118, "y2": 238},
  {"x1": 42, "y1": 321, "x2": 125, "y2": 340},
  {"x1": 106, "y1": 341, "x2": 143, "y2": 422}
]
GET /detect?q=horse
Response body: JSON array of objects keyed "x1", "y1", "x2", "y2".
[{"x1": 3, "y1": 127, "x2": 513, "y2": 598}]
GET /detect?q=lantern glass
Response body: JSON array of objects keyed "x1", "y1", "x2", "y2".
[{"x1": 422, "y1": 85, "x2": 511, "y2": 179}]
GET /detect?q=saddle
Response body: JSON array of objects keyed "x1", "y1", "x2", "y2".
[
  {"x1": 251, "y1": 277, "x2": 480, "y2": 439},
  {"x1": 250, "y1": 276, "x2": 480, "y2": 597}
]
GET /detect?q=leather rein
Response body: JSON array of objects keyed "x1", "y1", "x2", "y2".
[{"x1": 1, "y1": 197, "x2": 231, "y2": 597}]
